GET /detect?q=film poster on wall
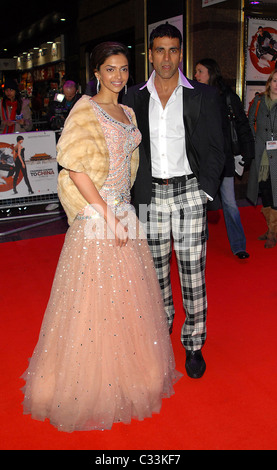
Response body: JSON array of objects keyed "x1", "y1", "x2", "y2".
[
  {"x1": 0, "y1": 131, "x2": 58, "y2": 202},
  {"x1": 245, "y1": 18, "x2": 277, "y2": 111}
]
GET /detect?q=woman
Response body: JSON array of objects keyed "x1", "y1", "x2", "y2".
[
  {"x1": 12, "y1": 135, "x2": 34, "y2": 194},
  {"x1": 0, "y1": 79, "x2": 32, "y2": 134},
  {"x1": 21, "y1": 42, "x2": 181, "y2": 432},
  {"x1": 247, "y1": 70, "x2": 277, "y2": 248},
  {"x1": 195, "y1": 59, "x2": 254, "y2": 259}
]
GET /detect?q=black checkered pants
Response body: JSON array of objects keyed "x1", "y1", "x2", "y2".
[{"x1": 146, "y1": 177, "x2": 208, "y2": 351}]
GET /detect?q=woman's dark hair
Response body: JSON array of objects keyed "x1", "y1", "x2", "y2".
[
  {"x1": 196, "y1": 58, "x2": 225, "y2": 91},
  {"x1": 90, "y1": 41, "x2": 130, "y2": 78},
  {"x1": 3, "y1": 84, "x2": 23, "y2": 114},
  {"x1": 149, "y1": 23, "x2": 182, "y2": 50}
]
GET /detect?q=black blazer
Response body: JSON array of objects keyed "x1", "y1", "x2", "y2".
[{"x1": 123, "y1": 78, "x2": 225, "y2": 212}]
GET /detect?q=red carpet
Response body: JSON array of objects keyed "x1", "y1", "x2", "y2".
[{"x1": 1, "y1": 205, "x2": 277, "y2": 450}]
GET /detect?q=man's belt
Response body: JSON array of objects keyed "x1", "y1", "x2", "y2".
[{"x1": 152, "y1": 174, "x2": 195, "y2": 185}]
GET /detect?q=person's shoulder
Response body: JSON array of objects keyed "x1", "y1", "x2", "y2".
[
  {"x1": 188, "y1": 78, "x2": 217, "y2": 96},
  {"x1": 22, "y1": 97, "x2": 31, "y2": 105},
  {"x1": 250, "y1": 92, "x2": 264, "y2": 110},
  {"x1": 222, "y1": 85, "x2": 239, "y2": 104},
  {"x1": 223, "y1": 85, "x2": 239, "y2": 99},
  {"x1": 123, "y1": 82, "x2": 149, "y2": 106},
  {"x1": 188, "y1": 79, "x2": 221, "y2": 103},
  {"x1": 127, "y1": 82, "x2": 148, "y2": 96},
  {"x1": 71, "y1": 94, "x2": 91, "y2": 108},
  {"x1": 63, "y1": 95, "x2": 96, "y2": 124},
  {"x1": 130, "y1": 82, "x2": 146, "y2": 90},
  {"x1": 253, "y1": 92, "x2": 264, "y2": 103}
]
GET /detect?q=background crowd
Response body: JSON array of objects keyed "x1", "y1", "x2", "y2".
[
  {"x1": 1, "y1": 60, "x2": 277, "y2": 252},
  {"x1": 0, "y1": 76, "x2": 82, "y2": 135}
]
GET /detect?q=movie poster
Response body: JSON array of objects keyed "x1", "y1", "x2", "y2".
[
  {"x1": 246, "y1": 18, "x2": 277, "y2": 82},
  {"x1": 0, "y1": 131, "x2": 58, "y2": 201}
]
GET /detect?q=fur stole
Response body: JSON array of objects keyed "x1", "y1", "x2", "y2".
[{"x1": 57, "y1": 95, "x2": 139, "y2": 225}]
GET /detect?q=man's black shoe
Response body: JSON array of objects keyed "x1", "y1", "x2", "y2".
[
  {"x1": 235, "y1": 251, "x2": 250, "y2": 259},
  {"x1": 185, "y1": 350, "x2": 206, "y2": 379}
]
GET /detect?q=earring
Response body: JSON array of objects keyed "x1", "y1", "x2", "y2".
[
  {"x1": 125, "y1": 84, "x2": 127, "y2": 95},
  {"x1": 96, "y1": 78, "x2": 100, "y2": 94}
]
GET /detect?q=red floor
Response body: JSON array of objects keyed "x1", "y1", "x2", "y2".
[{"x1": 1, "y1": 205, "x2": 277, "y2": 450}]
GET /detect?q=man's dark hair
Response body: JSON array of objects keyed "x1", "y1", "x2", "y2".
[{"x1": 149, "y1": 23, "x2": 183, "y2": 50}]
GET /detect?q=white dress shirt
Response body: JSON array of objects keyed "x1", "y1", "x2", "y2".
[{"x1": 143, "y1": 69, "x2": 194, "y2": 179}]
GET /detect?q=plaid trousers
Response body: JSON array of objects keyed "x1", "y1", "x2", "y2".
[{"x1": 146, "y1": 177, "x2": 208, "y2": 351}]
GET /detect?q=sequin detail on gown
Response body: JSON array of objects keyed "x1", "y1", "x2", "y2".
[{"x1": 21, "y1": 100, "x2": 182, "y2": 432}]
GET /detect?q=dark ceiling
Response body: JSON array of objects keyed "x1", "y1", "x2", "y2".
[{"x1": 0, "y1": 2, "x2": 75, "y2": 58}]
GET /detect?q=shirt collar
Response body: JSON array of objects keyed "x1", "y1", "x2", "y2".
[{"x1": 140, "y1": 69, "x2": 194, "y2": 93}]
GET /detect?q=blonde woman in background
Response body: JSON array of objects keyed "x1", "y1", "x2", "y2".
[{"x1": 247, "y1": 70, "x2": 277, "y2": 248}]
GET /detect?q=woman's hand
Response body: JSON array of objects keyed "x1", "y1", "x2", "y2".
[
  {"x1": 114, "y1": 218, "x2": 128, "y2": 247},
  {"x1": 69, "y1": 171, "x2": 129, "y2": 247},
  {"x1": 107, "y1": 214, "x2": 128, "y2": 247}
]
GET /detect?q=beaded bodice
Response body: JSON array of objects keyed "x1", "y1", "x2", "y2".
[{"x1": 91, "y1": 100, "x2": 141, "y2": 214}]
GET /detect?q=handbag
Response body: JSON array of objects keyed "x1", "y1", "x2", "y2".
[
  {"x1": 253, "y1": 95, "x2": 262, "y2": 132},
  {"x1": 226, "y1": 93, "x2": 241, "y2": 156}
]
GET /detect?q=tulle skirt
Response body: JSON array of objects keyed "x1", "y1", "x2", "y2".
[{"x1": 21, "y1": 210, "x2": 182, "y2": 432}]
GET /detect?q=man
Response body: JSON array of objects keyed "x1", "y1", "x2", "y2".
[
  {"x1": 256, "y1": 26, "x2": 277, "y2": 62},
  {"x1": 48, "y1": 80, "x2": 81, "y2": 130},
  {"x1": 123, "y1": 23, "x2": 225, "y2": 379}
]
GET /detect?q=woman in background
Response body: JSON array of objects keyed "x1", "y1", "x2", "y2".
[
  {"x1": 0, "y1": 79, "x2": 32, "y2": 134},
  {"x1": 247, "y1": 69, "x2": 277, "y2": 249},
  {"x1": 195, "y1": 58, "x2": 254, "y2": 259}
]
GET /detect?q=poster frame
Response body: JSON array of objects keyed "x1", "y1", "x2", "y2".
[
  {"x1": 0, "y1": 130, "x2": 60, "y2": 223},
  {"x1": 244, "y1": 16, "x2": 277, "y2": 110},
  {"x1": 245, "y1": 17, "x2": 277, "y2": 82}
]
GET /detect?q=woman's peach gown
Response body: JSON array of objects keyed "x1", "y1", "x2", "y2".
[{"x1": 21, "y1": 100, "x2": 181, "y2": 432}]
